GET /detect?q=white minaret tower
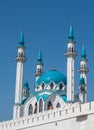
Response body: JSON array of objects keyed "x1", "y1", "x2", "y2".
[
  {"x1": 13, "y1": 32, "x2": 26, "y2": 119},
  {"x1": 65, "y1": 25, "x2": 77, "y2": 102},
  {"x1": 34, "y1": 50, "x2": 44, "y2": 81},
  {"x1": 79, "y1": 77, "x2": 86, "y2": 103},
  {"x1": 78, "y1": 45, "x2": 89, "y2": 103}
]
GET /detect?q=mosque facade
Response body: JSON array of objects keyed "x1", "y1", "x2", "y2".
[{"x1": 0, "y1": 26, "x2": 94, "y2": 130}]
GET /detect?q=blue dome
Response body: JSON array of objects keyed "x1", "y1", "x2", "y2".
[
  {"x1": 36, "y1": 70, "x2": 67, "y2": 85},
  {"x1": 79, "y1": 77, "x2": 85, "y2": 85},
  {"x1": 23, "y1": 81, "x2": 29, "y2": 89}
]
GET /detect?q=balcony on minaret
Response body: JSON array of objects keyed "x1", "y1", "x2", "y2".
[
  {"x1": 65, "y1": 47, "x2": 77, "y2": 57},
  {"x1": 78, "y1": 63, "x2": 89, "y2": 73},
  {"x1": 78, "y1": 67, "x2": 89, "y2": 73},
  {"x1": 15, "y1": 52, "x2": 26, "y2": 62},
  {"x1": 35, "y1": 68, "x2": 43, "y2": 77}
]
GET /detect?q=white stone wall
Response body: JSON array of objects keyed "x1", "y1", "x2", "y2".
[{"x1": 1, "y1": 101, "x2": 94, "y2": 130}]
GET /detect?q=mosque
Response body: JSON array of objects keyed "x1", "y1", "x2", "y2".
[{"x1": 0, "y1": 25, "x2": 94, "y2": 130}]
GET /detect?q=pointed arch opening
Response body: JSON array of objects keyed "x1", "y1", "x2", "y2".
[
  {"x1": 34, "y1": 102, "x2": 37, "y2": 114},
  {"x1": 41, "y1": 82, "x2": 45, "y2": 90},
  {"x1": 28, "y1": 104, "x2": 33, "y2": 115},
  {"x1": 50, "y1": 82, "x2": 54, "y2": 89},
  {"x1": 39, "y1": 99, "x2": 43, "y2": 112},
  {"x1": 56, "y1": 103, "x2": 61, "y2": 108},
  {"x1": 47, "y1": 101, "x2": 53, "y2": 110},
  {"x1": 59, "y1": 83, "x2": 63, "y2": 90}
]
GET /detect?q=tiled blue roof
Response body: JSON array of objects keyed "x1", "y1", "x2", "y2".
[
  {"x1": 23, "y1": 81, "x2": 29, "y2": 89},
  {"x1": 36, "y1": 70, "x2": 67, "y2": 85},
  {"x1": 22, "y1": 97, "x2": 28, "y2": 104},
  {"x1": 36, "y1": 94, "x2": 49, "y2": 101},
  {"x1": 22, "y1": 90, "x2": 67, "y2": 104},
  {"x1": 61, "y1": 95, "x2": 67, "y2": 102}
]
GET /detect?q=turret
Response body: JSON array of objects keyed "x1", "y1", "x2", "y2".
[
  {"x1": 13, "y1": 32, "x2": 26, "y2": 119},
  {"x1": 34, "y1": 50, "x2": 44, "y2": 81},
  {"x1": 22, "y1": 81, "x2": 30, "y2": 99},
  {"x1": 78, "y1": 45, "x2": 89, "y2": 103},
  {"x1": 65, "y1": 25, "x2": 77, "y2": 101},
  {"x1": 79, "y1": 77, "x2": 86, "y2": 103}
]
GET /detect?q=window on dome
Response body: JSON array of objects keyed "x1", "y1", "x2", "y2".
[
  {"x1": 59, "y1": 83, "x2": 63, "y2": 90},
  {"x1": 50, "y1": 82, "x2": 54, "y2": 89},
  {"x1": 41, "y1": 83, "x2": 45, "y2": 90},
  {"x1": 56, "y1": 103, "x2": 61, "y2": 108},
  {"x1": 28, "y1": 104, "x2": 33, "y2": 115},
  {"x1": 34, "y1": 102, "x2": 37, "y2": 114},
  {"x1": 47, "y1": 101, "x2": 53, "y2": 110},
  {"x1": 39, "y1": 99, "x2": 43, "y2": 112}
]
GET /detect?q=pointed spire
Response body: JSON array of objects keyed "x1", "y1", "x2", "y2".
[
  {"x1": 37, "y1": 50, "x2": 43, "y2": 64},
  {"x1": 68, "y1": 25, "x2": 74, "y2": 41},
  {"x1": 19, "y1": 32, "x2": 24, "y2": 46},
  {"x1": 81, "y1": 45, "x2": 86, "y2": 59}
]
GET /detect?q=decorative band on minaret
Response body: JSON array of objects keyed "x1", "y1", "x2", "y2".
[
  {"x1": 78, "y1": 45, "x2": 89, "y2": 103},
  {"x1": 65, "y1": 25, "x2": 77, "y2": 102},
  {"x1": 15, "y1": 32, "x2": 26, "y2": 105}
]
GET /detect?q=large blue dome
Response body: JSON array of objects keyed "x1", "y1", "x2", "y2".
[{"x1": 36, "y1": 70, "x2": 67, "y2": 85}]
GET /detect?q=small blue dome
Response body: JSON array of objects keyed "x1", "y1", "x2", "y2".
[
  {"x1": 23, "y1": 81, "x2": 29, "y2": 89},
  {"x1": 36, "y1": 70, "x2": 67, "y2": 85},
  {"x1": 79, "y1": 77, "x2": 85, "y2": 85}
]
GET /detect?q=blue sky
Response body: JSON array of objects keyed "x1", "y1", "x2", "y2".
[{"x1": 0, "y1": 0, "x2": 94, "y2": 121}]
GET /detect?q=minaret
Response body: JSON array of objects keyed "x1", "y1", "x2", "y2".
[
  {"x1": 34, "y1": 50, "x2": 44, "y2": 81},
  {"x1": 13, "y1": 32, "x2": 26, "y2": 119},
  {"x1": 79, "y1": 77, "x2": 86, "y2": 103},
  {"x1": 78, "y1": 45, "x2": 89, "y2": 102},
  {"x1": 22, "y1": 81, "x2": 30, "y2": 100},
  {"x1": 65, "y1": 25, "x2": 77, "y2": 101}
]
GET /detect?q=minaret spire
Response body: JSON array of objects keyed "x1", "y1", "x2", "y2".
[
  {"x1": 65, "y1": 25, "x2": 77, "y2": 102},
  {"x1": 35, "y1": 50, "x2": 44, "y2": 82},
  {"x1": 81, "y1": 45, "x2": 86, "y2": 59},
  {"x1": 78, "y1": 45, "x2": 89, "y2": 103},
  {"x1": 68, "y1": 24, "x2": 74, "y2": 41},
  {"x1": 19, "y1": 32, "x2": 24, "y2": 46},
  {"x1": 13, "y1": 32, "x2": 26, "y2": 119}
]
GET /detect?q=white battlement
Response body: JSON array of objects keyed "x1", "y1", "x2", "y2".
[{"x1": 0, "y1": 101, "x2": 94, "y2": 130}]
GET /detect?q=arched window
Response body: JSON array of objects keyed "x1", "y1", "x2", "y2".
[
  {"x1": 50, "y1": 82, "x2": 54, "y2": 89},
  {"x1": 28, "y1": 104, "x2": 33, "y2": 115},
  {"x1": 59, "y1": 83, "x2": 63, "y2": 90},
  {"x1": 47, "y1": 101, "x2": 53, "y2": 110},
  {"x1": 56, "y1": 103, "x2": 61, "y2": 108},
  {"x1": 39, "y1": 99, "x2": 43, "y2": 112},
  {"x1": 34, "y1": 102, "x2": 37, "y2": 114},
  {"x1": 41, "y1": 83, "x2": 45, "y2": 90},
  {"x1": 72, "y1": 47, "x2": 73, "y2": 52}
]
